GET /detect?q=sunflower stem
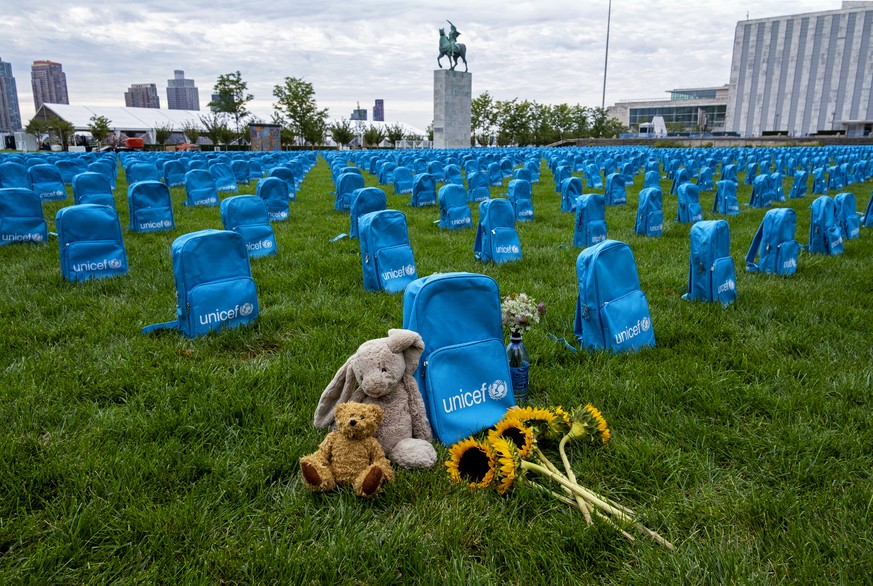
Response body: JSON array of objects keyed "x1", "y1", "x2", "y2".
[
  {"x1": 557, "y1": 435, "x2": 593, "y2": 524},
  {"x1": 534, "y1": 483, "x2": 638, "y2": 544}
]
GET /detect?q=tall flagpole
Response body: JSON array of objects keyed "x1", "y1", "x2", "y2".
[{"x1": 602, "y1": 0, "x2": 612, "y2": 109}]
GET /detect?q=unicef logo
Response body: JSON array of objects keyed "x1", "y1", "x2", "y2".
[
  {"x1": 404, "y1": 264, "x2": 416, "y2": 276},
  {"x1": 488, "y1": 380, "x2": 509, "y2": 400},
  {"x1": 163, "y1": 220, "x2": 172, "y2": 228},
  {"x1": 108, "y1": 259, "x2": 122, "y2": 269},
  {"x1": 728, "y1": 279, "x2": 736, "y2": 291},
  {"x1": 511, "y1": 245, "x2": 520, "y2": 254},
  {"x1": 33, "y1": 233, "x2": 44, "y2": 242},
  {"x1": 263, "y1": 240, "x2": 273, "y2": 249},
  {"x1": 240, "y1": 303, "x2": 254, "y2": 317},
  {"x1": 640, "y1": 317, "x2": 651, "y2": 332}
]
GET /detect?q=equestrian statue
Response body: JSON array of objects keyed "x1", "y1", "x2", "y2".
[{"x1": 438, "y1": 21, "x2": 468, "y2": 72}]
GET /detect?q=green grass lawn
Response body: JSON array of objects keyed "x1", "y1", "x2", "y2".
[{"x1": 1, "y1": 153, "x2": 872, "y2": 584}]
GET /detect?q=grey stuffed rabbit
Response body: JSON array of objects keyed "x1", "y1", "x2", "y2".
[{"x1": 313, "y1": 329, "x2": 437, "y2": 469}]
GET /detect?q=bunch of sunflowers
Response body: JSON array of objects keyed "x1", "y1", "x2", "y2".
[{"x1": 445, "y1": 405, "x2": 673, "y2": 549}]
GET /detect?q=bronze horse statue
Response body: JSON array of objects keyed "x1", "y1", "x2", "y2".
[{"x1": 438, "y1": 23, "x2": 467, "y2": 72}]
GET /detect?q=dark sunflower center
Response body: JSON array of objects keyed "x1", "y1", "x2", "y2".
[
  {"x1": 502, "y1": 427, "x2": 525, "y2": 449},
  {"x1": 458, "y1": 448, "x2": 490, "y2": 482}
]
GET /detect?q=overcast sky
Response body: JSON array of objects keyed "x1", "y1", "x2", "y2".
[{"x1": 1, "y1": 0, "x2": 843, "y2": 131}]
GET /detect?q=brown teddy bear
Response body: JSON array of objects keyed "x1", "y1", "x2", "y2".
[
  {"x1": 300, "y1": 402, "x2": 395, "y2": 498},
  {"x1": 313, "y1": 329, "x2": 437, "y2": 469}
]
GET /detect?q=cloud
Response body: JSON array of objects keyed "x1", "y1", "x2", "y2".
[{"x1": 1, "y1": 0, "x2": 844, "y2": 130}]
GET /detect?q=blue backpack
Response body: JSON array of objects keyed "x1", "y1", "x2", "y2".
[
  {"x1": 402, "y1": 272, "x2": 515, "y2": 444},
  {"x1": 713, "y1": 180, "x2": 740, "y2": 215},
  {"x1": 466, "y1": 171, "x2": 490, "y2": 202},
  {"x1": 634, "y1": 187, "x2": 663, "y2": 237},
  {"x1": 358, "y1": 209, "x2": 418, "y2": 293},
  {"x1": 56, "y1": 204, "x2": 128, "y2": 282},
  {"x1": 808, "y1": 196, "x2": 844, "y2": 255},
  {"x1": 863, "y1": 191, "x2": 873, "y2": 228},
  {"x1": 0, "y1": 187, "x2": 48, "y2": 246},
  {"x1": 574, "y1": 240, "x2": 656, "y2": 352},
  {"x1": 334, "y1": 171, "x2": 365, "y2": 212},
  {"x1": 255, "y1": 176, "x2": 291, "y2": 222},
  {"x1": 474, "y1": 198, "x2": 522, "y2": 263},
  {"x1": 411, "y1": 173, "x2": 437, "y2": 207},
  {"x1": 220, "y1": 195, "x2": 277, "y2": 259},
  {"x1": 560, "y1": 176, "x2": 582, "y2": 212},
  {"x1": 349, "y1": 187, "x2": 388, "y2": 238},
  {"x1": 745, "y1": 208, "x2": 799, "y2": 276},
  {"x1": 127, "y1": 180, "x2": 175, "y2": 233},
  {"x1": 184, "y1": 169, "x2": 219, "y2": 207},
  {"x1": 604, "y1": 172, "x2": 627, "y2": 206},
  {"x1": 507, "y1": 179, "x2": 533, "y2": 222},
  {"x1": 833, "y1": 192, "x2": 861, "y2": 241},
  {"x1": 749, "y1": 174, "x2": 774, "y2": 208},
  {"x1": 682, "y1": 220, "x2": 736, "y2": 305},
  {"x1": 27, "y1": 164, "x2": 67, "y2": 201},
  {"x1": 143, "y1": 229, "x2": 259, "y2": 338},
  {"x1": 573, "y1": 193, "x2": 608, "y2": 248},
  {"x1": 438, "y1": 184, "x2": 473, "y2": 230},
  {"x1": 677, "y1": 183, "x2": 704, "y2": 224}
]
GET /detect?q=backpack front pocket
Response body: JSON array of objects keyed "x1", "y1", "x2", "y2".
[
  {"x1": 600, "y1": 289, "x2": 655, "y2": 352},
  {"x1": 825, "y1": 225, "x2": 844, "y2": 255},
  {"x1": 711, "y1": 257, "x2": 737, "y2": 305},
  {"x1": 775, "y1": 240, "x2": 799, "y2": 275},
  {"x1": 133, "y1": 206, "x2": 174, "y2": 232},
  {"x1": 62, "y1": 240, "x2": 128, "y2": 282},
  {"x1": 185, "y1": 277, "x2": 258, "y2": 337},
  {"x1": 587, "y1": 219, "x2": 608, "y2": 246},
  {"x1": 235, "y1": 224, "x2": 277, "y2": 259},
  {"x1": 422, "y1": 338, "x2": 514, "y2": 445},
  {"x1": 375, "y1": 244, "x2": 417, "y2": 293},
  {"x1": 646, "y1": 211, "x2": 663, "y2": 237},
  {"x1": 490, "y1": 227, "x2": 522, "y2": 263}
]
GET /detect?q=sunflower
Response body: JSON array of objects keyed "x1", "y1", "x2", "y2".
[
  {"x1": 445, "y1": 437, "x2": 495, "y2": 489},
  {"x1": 567, "y1": 403, "x2": 612, "y2": 446},
  {"x1": 503, "y1": 406, "x2": 556, "y2": 439},
  {"x1": 547, "y1": 406, "x2": 573, "y2": 439},
  {"x1": 488, "y1": 418, "x2": 534, "y2": 458},
  {"x1": 489, "y1": 436, "x2": 522, "y2": 494}
]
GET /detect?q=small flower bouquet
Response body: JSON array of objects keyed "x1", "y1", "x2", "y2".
[
  {"x1": 445, "y1": 405, "x2": 673, "y2": 549},
  {"x1": 501, "y1": 292, "x2": 546, "y2": 336}
]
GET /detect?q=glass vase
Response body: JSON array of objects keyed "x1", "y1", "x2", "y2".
[{"x1": 506, "y1": 330, "x2": 530, "y2": 402}]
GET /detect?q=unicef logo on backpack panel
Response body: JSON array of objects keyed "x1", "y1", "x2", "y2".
[
  {"x1": 71, "y1": 258, "x2": 123, "y2": 272},
  {"x1": 613, "y1": 316, "x2": 651, "y2": 345},
  {"x1": 717, "y1": 279, "x2": 736, "y2": 295},
  {"x1": 495, "y1": 244, "x2": 520, "y2": 254},
  {"x1": 139, "y1": 219, "x2": 172, "y2": 230},
  {"x1": 2, "y1": 232, "x2": 44, "y2": 242},
  {"x1": 381, "y1": 265, "x2": 415, "y2": 282},
  {"x1": 246, "y1": 239, "x2": 274, "y2": 251},
  {"x1": 442, "y1": 379, "x2": 507, "y2": 414},
  {"x1": 199, "y1": 302, "x2": 254, "y2": 325}
]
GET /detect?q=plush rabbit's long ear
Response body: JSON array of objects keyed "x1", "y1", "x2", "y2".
[
  {"x1": 313, "y1": 358, "x2": 358, "y2": 428},
  {"x1": 386, "y1": 328, "x2": 425, "y2": 376}
]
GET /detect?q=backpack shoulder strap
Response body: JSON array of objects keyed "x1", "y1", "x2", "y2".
[
  {"x1": 142, "y1": 320, "x2": 178, "y2": 335},
  {"x1": 744, "y1": 221, "x2": 765, "y2": 272}
]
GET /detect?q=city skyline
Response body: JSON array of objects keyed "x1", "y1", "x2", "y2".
[{"x1": 0, "y1": 0, "x2": 846, "y2": 132}]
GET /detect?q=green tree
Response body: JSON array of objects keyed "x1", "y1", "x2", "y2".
[
  {"x1": 272, "y1": 77, "x2": 328, "y2": 146},
  {"x1": 363, "y1": 125, "x2": 386, "y2": 148},
  {"x1": 180, "y1": 121, "x2": 201, "y2": 145},
  {"x1": 426, "y1": 122, "x2": 434, "y2": 142},
  {"x1": 385, "y1": 123, "x2": 406, "y2": 147},
  {"x1": 329, "y1": 119, "x2": 356, "y2": 149},
  {"x1": 271, "y1": 112, "x2": 296, "y2": 148},
  {"x1": 588, "y1": 107, "x2": 627, "y2": 138},
  {"x1": 153, "y1": 122, "x2": 174, "y2": 146},
  {"x1": 208, "y1": 71, "x2": 254, "y2": 144},
  {"x1": 199, "y1": 113, "x2": 230, "y2": 149},
  {"x1": 25, "y1": 117, "x2": 51, "y2": 147},
  {"x1": 87, "y1": 115, "x2": 112, "y2": 147},
  {"x1": 570, "y1": 105, "x2": 590, "y2": 138},
  {"x1": 550, "y1": 103, "x2": 575, "y2": 141},
  {"x1": 496, "y1": 99, "x2": 534, "y2": 146},
  {"x1": 471, "y1": 91, "x2": 498, "y2": 146}
]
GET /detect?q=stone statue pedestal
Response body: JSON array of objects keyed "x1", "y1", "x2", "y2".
[{"x1": 433, "y1": 70, "x2": 472, "y2": 149}]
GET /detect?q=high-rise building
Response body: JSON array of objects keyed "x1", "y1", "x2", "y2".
[
  {"x1": 0, "y1": 57, "x2": 22, "y2": 131},
  {"x1": 373, "y1": 99, "x2": 384, "y2": 122},
  {"x1": 124, "y1": 83, "x2": 161, "y2": 109},
  {"x1": 351, "y1": 108, "x2": 367, "y2": 121},
  {"x1": 166, "y1": 70, "x2": 199, "y2": 110},
  {"x1": 31, "y1": 60, "x2": 68, "y2": 111},
  {"x1": 725, "y1": 1, "x2": 873, "y2": 137}
]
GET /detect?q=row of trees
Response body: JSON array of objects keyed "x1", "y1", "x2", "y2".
[
  {"x1": 471, "y1": 91, "x2": 627, "y2": 146},
  {"x1": 21, "y1": 72, "x2": 627, "y2": 151}
]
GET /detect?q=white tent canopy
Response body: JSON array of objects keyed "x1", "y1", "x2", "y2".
[{"x1": 34, "y1": 103, "x2": 206, "y2": 133}]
